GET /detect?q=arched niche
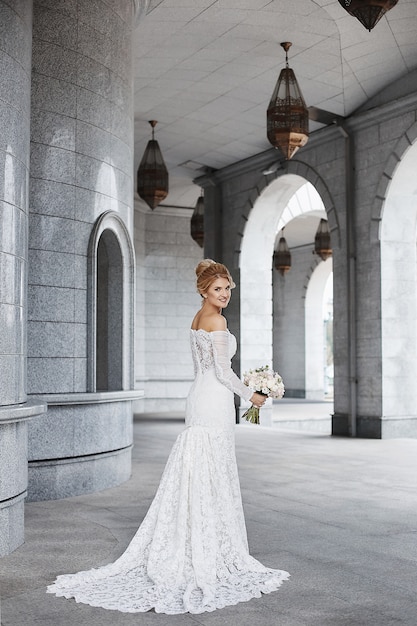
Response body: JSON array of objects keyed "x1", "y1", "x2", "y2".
[
  {"x1": 96, "y1": 230, "x2": 123, "y2": 390},
  {"x1": 88, "y1": 211, "x2": 135, "y2": 392},
  {"x1": 380, "y1": 140, "x2": 417, "y2": 422}
]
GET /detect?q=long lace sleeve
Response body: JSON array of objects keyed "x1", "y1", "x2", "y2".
[{"x1": 210, "y1": 331, "x2": 253, "y2": 402}]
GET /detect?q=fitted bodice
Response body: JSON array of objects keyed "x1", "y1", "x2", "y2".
[
  {"x1": 190, "y1": 329, "x2": 237, "y2": 375},
  {"x1": 188, "y1": 329, "x2": 252, "y2": 404}
]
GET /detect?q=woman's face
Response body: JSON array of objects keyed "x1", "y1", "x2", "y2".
[{"x1": 203, "y1": 277, "x2": 231, "y2": 309}]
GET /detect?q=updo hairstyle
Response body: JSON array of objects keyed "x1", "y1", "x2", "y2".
[{"x1": 195, "y1": 259, "x2": 235, "y2": 296}]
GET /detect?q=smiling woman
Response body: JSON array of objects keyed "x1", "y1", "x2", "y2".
[
  {"x1": 191, "y1": 259, "x2": 235, "y2": 329},
  {"x1": 47, "y1": 259, "x2": 289, "y2": 614}
]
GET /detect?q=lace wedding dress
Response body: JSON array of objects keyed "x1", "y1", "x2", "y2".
[{"x1": 47, "y1": 329, "x2": 290, "y2": 614}]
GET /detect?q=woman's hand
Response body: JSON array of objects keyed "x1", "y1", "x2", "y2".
[{"x1": 250, "y1": 392, "x2": 267, "y2": 408}]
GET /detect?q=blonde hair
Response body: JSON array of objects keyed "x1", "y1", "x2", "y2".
[{"x1": 195, "y1": 259, "x2": 235, "y2": 296}]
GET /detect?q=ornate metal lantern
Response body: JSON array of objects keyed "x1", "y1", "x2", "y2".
[
  {"x1": 191, "y1": 192, "x2": 204, "y2": 248},
  {"x1": 337, "y1": 0, "x2": 398, "y2": 31},
  {"x1": 267, "y1": 42, "x2": 309, "y2": 160},
  {"x1": 137, "y1": 120, "x2": 168, "y2": 209},
  {"x1": 314, "y1": 219, "x2": 332, "y2": 261},
  {"x1": 274, "y1": 233, "x2": 291, "y2": 275}
]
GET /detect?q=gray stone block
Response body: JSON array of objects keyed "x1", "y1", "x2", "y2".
[
  {"x1": 0, "y1": 202, "x2": 27, "y2": 256},
  {"x1": 28, "y1": 285, "x2": 75, "y2": 323},
  {"x1": 0, "y1": 421, "x2": 27, "y2": 500},
  {"x1": 76, "y1": 85, "x2": 112, "y2": 132},
  {"x1": 76, "y1": 153, "x2": 112, "y2": 195},
  {"x1": 29, "y1": 178, "x2": 76, "y2": 219},
  {"x1": 32, "y1": 40, "x2": 78, "y2": 83},
  {"x1": 0, "y1": 51, "x2": 30, "y2": 115},
  {"x1": 28, "y1": 249, "x2": 75, "y2": 288},
  {"x1": 30, "y1": 143, "x2": 76, "y2": 185},
  {"x1": 74, "y1": 186, "x2": 113, "y2": 222},
  {"x1": 0, "y1": 400, "x2": 46, "y2": 556},
  {"x1": 33, "y1": 4, "x2": 78, "y2": 50},
  {"x1": 76, "y1": 52, "x2": 113, "y2": 97},
  {"x1": 73, "y1": 323, "x2": 87, "y2": 357},
  {"x1": 27, "y1": 446, "x2": 132, "y2": 501},
  {"x1": 0, "y1": 303, "x2": 24, "y2": 354},
  {"x1": 0, "y1": 2, "x2": 31, "y2": 69},
  {"x1": 73, "y1": 253, "x2": 87, "y2": 289},
  {"x1": 73, "y1": 357, "x2": 87, "y2": 391},
  {"x1": 28, "y1": 320, "x2": 79, "y2": 358},
  {"x1": 112, "y1": 166, "x2": 132, "y2": 207},
  {"x1": 73, "y1": 220, "x2": 93, "y2": 255},
  {"x1": 0, "y1": 494, "x2": 25, "y2": 557},
  {"x1": 28, "y1": 396, "x2": 134, "y2": 459},
  {"x1": 27, "y1": 357, "x2": 74, "y2": 394},
  {"x1": 0, "y1": 150, "x2": 28, "y2": 210},
  {"x1": 110, "y1": 133, "x2": 131, "y2": 174},
  {"x1": 0, "y1": 251, "x2": 24, "y2": 306},
  {"x1": 75, "y1": 120, "x2": 112, "y2": 163},
  {"x1": 29, "y1": 213, "x2": 76, "y2": 254},
  {"x1": 31, "y1": 73, "x2": 77, "y2": 118},
  {"x1": 30, "y1": 108, "x2": 76, "y2": 152},
  {"x1": 0, "y1": 98, "x2": 30, "y2": 163},
  {"x1": 0, "y1": 354, "x2": 25, "y2": 406}
]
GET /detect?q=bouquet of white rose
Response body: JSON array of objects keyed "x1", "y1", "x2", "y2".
[{"x1": 242, "y1": 365, "x2": 285, "y2": 424}]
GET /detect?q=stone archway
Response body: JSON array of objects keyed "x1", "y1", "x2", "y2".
[
  {"x1": 240, "y1": 175, "x2": 306, "y2": 378},
  {"x1": 240, "y1": 174, "x2": 330, "y2": 422},
  {"x1": 87, "y1": 211, "x2": 135, "y2": 392}
]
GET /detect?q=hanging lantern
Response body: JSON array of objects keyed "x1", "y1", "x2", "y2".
[
  {"x1": 267, "y1": 42, "x2": 309, "y2": 160},
  {"x1": 274, "y1": 233, "x2": 291, "y2": 275},
  {"x1": 191, "y1": 191, "x2": 204, "y2": 248},
  {"x1": 337, "y1": 0, "x2": 398, "y2": 31},
  {"x1": 137, "y1": 120, "x2": 168, "y2": 209},
  {"x1": 314, "y1": 219, "x2": 332, "y2": 261}
]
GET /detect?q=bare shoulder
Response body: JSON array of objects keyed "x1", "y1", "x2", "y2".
[
  {"x1": 191, "y1": 313, "x2": 227, "y2": 332},
  {"x1": 209, "y1": 314, "x2": 227, "y2": 332}
]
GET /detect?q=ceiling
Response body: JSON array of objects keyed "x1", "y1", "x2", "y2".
[{"x1": 133, "y1": 0, "x2": 417, "y2": 209}]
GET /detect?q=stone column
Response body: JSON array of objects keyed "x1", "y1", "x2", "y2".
[
  {"x1": 27, "y1": 0, "x2": 142, "y2": 501},
  {"x1": 0, "y1": 0, "x2": 46, "y2": 556}
]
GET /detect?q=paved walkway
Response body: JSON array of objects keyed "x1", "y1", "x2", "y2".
[{"x1": 1, "y1": 405, "x2": 417, "y2": 625}]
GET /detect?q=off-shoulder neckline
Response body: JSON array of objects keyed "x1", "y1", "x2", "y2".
[{"x1": 190, "y1": 328, "x2": 229, "y2": 334}]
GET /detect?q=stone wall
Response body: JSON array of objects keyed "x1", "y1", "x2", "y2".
[
  {"x1": 197, "y1": 90, "x2": 417, "y2": 438},
  {"x1": 26, "y1": 0, "x2": 139, "y2": 501},
  {"x1": 134, "y1": 203, "x2": 202, "y2": 413}
]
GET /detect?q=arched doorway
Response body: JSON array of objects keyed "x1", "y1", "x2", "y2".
[
  {"x1": 241, "y1": 175, "x2": 309, "y2": 374},
  {"x1": 240, "y1": 175, "x2": 329, "y2": 420}
]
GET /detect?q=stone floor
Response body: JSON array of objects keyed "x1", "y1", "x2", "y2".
[{"x1": 1, "y1": 404, "x2": 417, "y2": 626}]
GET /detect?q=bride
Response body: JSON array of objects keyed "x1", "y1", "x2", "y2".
[{"x1": 47, "y1": 259, "x2": 290, "y2": 614}]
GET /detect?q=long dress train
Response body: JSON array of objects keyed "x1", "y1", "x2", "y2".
[{"x1": 47, "y1": 329, "x2": 290, "y2": 614}]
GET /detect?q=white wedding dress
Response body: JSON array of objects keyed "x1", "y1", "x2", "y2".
[{"x1": 47, "y1": 329, "x2": 290, "y2": 614}]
